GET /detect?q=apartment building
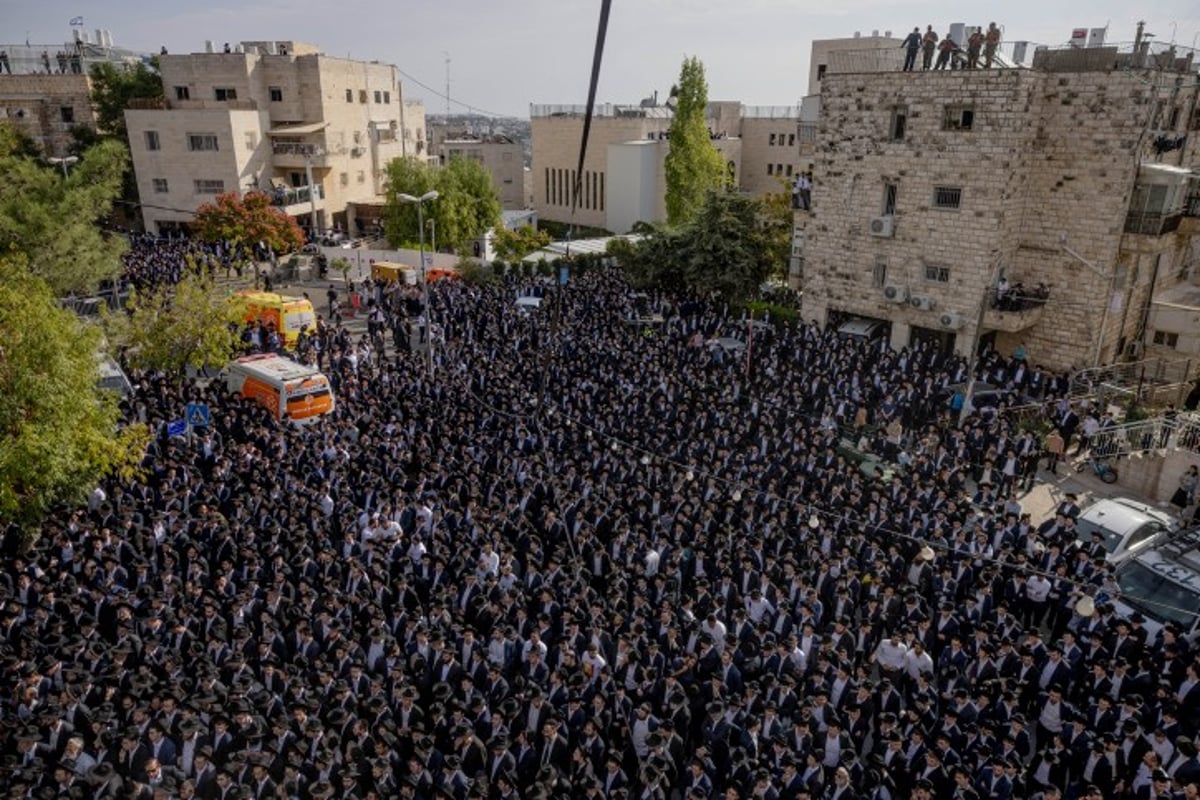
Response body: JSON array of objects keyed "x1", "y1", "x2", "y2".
[
  {"x1": 531, "y1": 100, "x2": 816, "y2": 232},
  {"x1": 124, "y1": 40, "x2": 426, "y2": 236},
  {"x1": 434, "y1": 132, "x2": 527, "y2": 209},
  {"x1": 797, "y1": 37, "x2": 1200, "y2": 371}
]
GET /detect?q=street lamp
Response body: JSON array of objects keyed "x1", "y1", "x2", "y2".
[
  {"x1": 397, "y1": 190, "x2": 440, "y2": 377},
  {"x1": 46, "y1": 155, "x2": 79, "y2": 178}
]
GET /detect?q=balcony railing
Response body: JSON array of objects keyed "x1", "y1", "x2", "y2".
[
  {"x1": 1186, "y1": 194, "x2": 1200, "y2": 218},
  {"x1": 1124, "y1": 211, "x2": 1183, "y2": 236},
  {"x1": 270, "y1": 184, "x2": 322, "y2": 206},
  {"x1": 271, "y1": 141, "x2": 325, "y2": 157}
]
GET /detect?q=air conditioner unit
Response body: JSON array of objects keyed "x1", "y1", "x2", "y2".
[
  {"x1": 938, "y1": 312, "x2": 965, "y2": 330},
  {"x1": 882, "y1": 283, "x2": 909, "y2": 303},
  {"x1": 868, "y1": 215, "x2": 895, "y2": 238},
  {"x1": 1125, "y1": 340, "x2": 1144, "y2": 358},
  {"x1": 909, "y1": 295, "x2": 935, "y2": 311}
]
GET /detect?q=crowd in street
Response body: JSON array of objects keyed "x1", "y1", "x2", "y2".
[
  {"x1": 3, "y1": 270, "x2": 1200, "y2": 800},
  {"x1": 120, "y1": 236, "x2": 266, "y2": 291}
]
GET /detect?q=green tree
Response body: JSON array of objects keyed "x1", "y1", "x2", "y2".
[
  {"x1": 192, "y1": 191, "x2": 305, "y2": 263},
  {"x1": 664, "y1": 57, "x2": 726, "y2": 227},
  {"x1": 382, "y1": 156, "x2": 501, "y2": 252},
  {"x1": 89, "y1": 60, "x2": 164, "y2": 141},
  {"x1": 0, "y1": 126, "x2": 128, "y2": 295},
  {"x1": 117, "y1": 269, "x2": 242, "y2": 376},
  {"x1": 623, "y1": 191, "x2": 775, "y2": 301},
  {"x1": 492, "y1": 224, "x2": 551, "y2": 261},
  {"x1": 0, "y1": 256, "x2": 148, "y2": 531}
]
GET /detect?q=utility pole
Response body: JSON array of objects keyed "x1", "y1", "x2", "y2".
[
  {"x1": 443, "y1": 51, "x2": 451, "y2": 117},
  {"x1": 958, "y1": 261, "x2": 1002, "y2": 425}
]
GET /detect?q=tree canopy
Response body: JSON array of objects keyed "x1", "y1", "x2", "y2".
[
  {"x1": 664, "y1": 57, "x2": 726, "y2": 227},
  {"x1": 0, "y1": 125, "x2": 128, "y2": 296},
  {"x1": 621, "y1": 191, "x2": 779, "y2": 301},
  {"x1": 89, "y1": 60, "x2": 164, "y2": 141},
  {"x1": 492, "y1": 224, "x2": 551, "y2": 261},
  {"x1": 192, "y1": 191, "x2": 305, "y2": 260},
  {"x1": 0, "y1": 256, "x2": 148, "y2": 529},
  {"x1": 382, "y1": 156, "x2": 501, "y2": 253},
  {"x1": 114, "y1": 269, "x2": 242, "y2": 376}
]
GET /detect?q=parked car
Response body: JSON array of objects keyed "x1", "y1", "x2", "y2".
[
  {"x1": 1075, "y1": 497, "x2": 1179, "y2": 562},
  {"x1": 835, "y1": 318, "x2": 887, "y2": 343},
  {"x1": 1111, "y1": 529, "x2": 1200, "y2": 643}
]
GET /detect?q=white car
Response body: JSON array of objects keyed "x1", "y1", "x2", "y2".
[{"x1": 1075, "y1": 497, "x2": 1179, "y2": 562}]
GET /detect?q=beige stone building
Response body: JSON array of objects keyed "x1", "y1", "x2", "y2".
[
  {"x1": 435, "y1": 133, "x2": 527, "y2": 209},
  {"x1": 797, "y1": 42, "x2": 1200, "y2": 372},
  {"x1": 124, "y1": 40, "x2": 426, "y2": 236},
  {"x1": 531, "y1": 101, "x2": 817, "y2": 232},
  {"x1": 0, "y1": 74, "x2": 95, "y2": 156}
]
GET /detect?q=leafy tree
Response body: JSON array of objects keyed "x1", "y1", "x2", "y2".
[
  {"x1": 0, "y1": 256, "x2": 148, "y2": 531},
  {"x1": 492, "y1": 224, "x2": 551, "y2": 261},
  {"x1": 330, "y1": 257, "x2": 353, "y2": 285},
  {"x1": 758, "y1": 182, "x2": 795, "y2": 282},
  {"x1": 382, "y1": 156, "x2": 501, "y2": 252},
  {"x1": 89, "y1": 60, "x2": 164, "y2": 141},
  {"x1": 664, "y1": 57, "x2": 726, "y2": 227},
  {"x1": 192, "y1": 191, "x2": 305, "y2": 262},
  {"x1": 623, "y1": 191, "x2": 776, "y2": 301},
  {"x1": 116, "y1": 269, "x2": 242, "y2": 376},
  {"x1": 0, "y1": 126, "x2": 128, "y2": 295}
]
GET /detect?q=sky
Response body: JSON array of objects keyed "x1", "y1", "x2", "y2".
[{"x1": 6, "y1": 0, "x2": 1200, "y2": 117}]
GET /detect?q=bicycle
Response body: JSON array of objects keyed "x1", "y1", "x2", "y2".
[{"x1": 1076, "y1": 454, "x2": 1119, "y2": 484}]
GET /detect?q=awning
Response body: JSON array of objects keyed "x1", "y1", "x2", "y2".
[{"x1": 266, "y1": 122, "x2": 329, "y2": 136}]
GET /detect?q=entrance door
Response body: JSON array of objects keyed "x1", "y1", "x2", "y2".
[{"x1": 910, "y1": 325, "x2": 957, "y2": 356}]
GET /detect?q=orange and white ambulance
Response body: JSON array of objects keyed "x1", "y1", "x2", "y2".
[{"x1": 222, "y1": 354, "x2": 334, "y2": 424}]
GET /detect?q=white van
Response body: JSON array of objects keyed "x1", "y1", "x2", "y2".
[{"x1": 222, "y1": 354, "x2": 334, "y2": 424}]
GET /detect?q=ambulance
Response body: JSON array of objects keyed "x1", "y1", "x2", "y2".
[
  {"x1": 227, "y1": 291, "x2": 317, "y2": 348},
  {"x1": 222, "y1": 354, "x2": 334, "y2": 424}
]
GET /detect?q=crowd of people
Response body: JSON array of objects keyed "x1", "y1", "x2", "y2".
[
  {"x1": 120, "y1": 236, "x2": 269, "y2": 291},
  {"x1": 3, "y1": 269, "x2": 1199, "y2": 800}
]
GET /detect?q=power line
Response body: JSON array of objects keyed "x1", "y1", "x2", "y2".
[{"x1": 392, "y1": 64, "x2": 511, "y2": 119}]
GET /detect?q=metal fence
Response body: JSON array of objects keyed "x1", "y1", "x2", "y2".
[{"x1": 1088, "y1": 412, "x2": 1200, "y2": 458}]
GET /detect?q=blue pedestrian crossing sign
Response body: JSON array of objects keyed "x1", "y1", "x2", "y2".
[{"x1": 186, "y1": 403, "x2": 210, "y2": 428}]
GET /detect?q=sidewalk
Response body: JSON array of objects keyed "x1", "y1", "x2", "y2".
[{"x1": 1017, "y1": 454, "x2": 1176, "y2": 525}]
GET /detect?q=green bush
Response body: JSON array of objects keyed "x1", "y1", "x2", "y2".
[
  {"x1": 492, "y1": 260, "x2": 507, "y2": 277},
  {"x1": 742, "y1": 301, "x2": 799, "y2": 326},
  {"x1": 457, "y1": 260, "x2": 499, "y2": 286}
]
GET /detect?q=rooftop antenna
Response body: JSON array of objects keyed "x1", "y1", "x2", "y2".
[{"x1": 443, "y1": 51, "x2": 451, "y2": 117}]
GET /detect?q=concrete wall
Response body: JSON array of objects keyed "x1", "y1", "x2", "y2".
[
  {"x1": 606, "y1": 141, "x2": 665, "y2": 235},
  {"x1": 739, "y1": 117, "x2": 803, "y2": 196}
]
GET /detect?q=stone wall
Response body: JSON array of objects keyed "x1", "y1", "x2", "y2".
[{"x1": 0, "y1": 73, "x2": 95, "y2": 155}]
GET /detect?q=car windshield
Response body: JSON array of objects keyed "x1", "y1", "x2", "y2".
[
  {"x1": 1075, "y1": 519, "x2": 1121, "y2": 554},
  {"x1": 1115, "y1": 560, "x2": 1200, "y2": 628}
]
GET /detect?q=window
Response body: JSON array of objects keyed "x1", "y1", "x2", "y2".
[
  {"x1": 882, "y1": 182, "x2": 898, "y2": 216},
  {"x1": 890, "y1": 107, "x2": 908, "y2": 141},
  {"x1": 932, "y1": 186, "x2": 963, "y2": 210},
  {"x1": 374, "y1": 90, "x2": 382, "y2": 104},
  {"x1": 340, "y1": 172, "x2": 349, "y2": 187},
  {"x1": 872, "y1": 256, "x2": 888, "y2": 289},
  {"x1": 193, "y1": 179, "x2": 224, "y2": 194},
  {"x1": 777, "y1": 164, "x2": 784, "y2": 175},
  {"x1": 924, "y1": 265, "x2": 951, "y2": 283},
  {"x1": 214, "y1": 87, "x2": 238, "y2": 101},
  {"x1": 817, "y1": 64, "x2": 827, "y2": 81},
  {"x1": 152, "y1": 178, "x2": 168, "y2": 194},
  {"x1": 544, "y1": 168, "x2": 550, "y2": 204},
  {"x1": 186, "y1": 133, "x2": 219, "y2": 152},
  {"x1": 60, "y1": 106, "x2": 74, "y2": 123},
  {"x1": 144, "y1": 130, "x2": 161, "y2": 151},
  {"x1": 767, "y1": 164, "x2": 774, "y2": 176},
  {"x1": 788, "y1": 133, "x2": 795, "y2": 147},
  {"x1": 346, "y1": 89, "x2": 353, "y2": 103},
  {"x1": 1153, "y1": 331, "x2": 1179, "y2": 348},
  {"x1": 599, "y1": 172, "x2": 604, "y2": 211},
  {"x1": 359, "y1": 90, "x2": 368, "y2": 104},
  {"x1": 357, "y1": 171, "x2": 365, "y2": 184},
  {"x1": 786, "y1": 165, "x2": 794, "y2": 177},
  {"x1": 943, "y1": 105, "x2": 974, "y2": 131},
  {"x1": 269, "y1": 86, "x2": 283, "y2": 102},
  {"x1": 769, "y1": 133, "x2": 777, "y2": 146},
  {"x1": 1167, "y1": 106, "x2": 1181, "y2": 130},
  {"x1": 383, "y1": 91, "x2": 390, "y2": 104},
  {"x1": 244, "y1": 131, "x2": 257, "y2": 149},
  {"x1": 174, "y1": 86, "x2": 190, "y2": 101}
]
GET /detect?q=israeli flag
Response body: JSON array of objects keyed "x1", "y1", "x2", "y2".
[{"x1": 69, "y1": 16, "x2": 84, "y2": 25}]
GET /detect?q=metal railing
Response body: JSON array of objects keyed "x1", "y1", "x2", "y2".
[
  {"x1": 741, "y1": 105, "x2": 801, "y2": 119},
  {"x1": 1124, "y1": 210, "x2": 1183, "y2": 236},
  {"x1": 1186, "y1": 194, "x2": 1200, "y2": 218},
  {"x1": 530, "y1": 103, "x2": 674, "y2": 119},
  {"x1": 1087, "y1": 411, "x2": 1200, "y2": 458},
  {"x1": 271, "y1": 141, "x2": 325, "y2": 157},
  {"x1": 270, "y1": 184, "x2": 322, "y2": 206},
  {"x1": 1071, "y1": 356, "x2": 1196, "y2": 404}
]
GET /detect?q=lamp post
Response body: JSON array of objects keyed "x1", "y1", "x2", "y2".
[
  {"x1": 46, "y1": 155, "x2": 79, "y2": 178},
  {"x1": 397, "y1": 190, "x2": 440, "y2": 378}
]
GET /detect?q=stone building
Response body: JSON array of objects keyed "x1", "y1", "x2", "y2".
[
  {"x1": 435, "y1": 133, "x2": 527, "y2": 210},
  {"x1": 798, "y1": 42, "x2": 1200, "y2": 371},
  {"x1": 531, "y1": 101, "x2": 817, "y2": 232},
  {"x1": 124, "y1": 40, "x2": 426, "y2": 236}
]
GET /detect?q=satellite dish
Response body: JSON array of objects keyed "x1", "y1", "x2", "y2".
[
  {"x1": 1075, "y1": 596, "x2": 1095, "y2": 617},
  {"x1": 918, "y1": 546, "x2": 936, "y2": 562}
]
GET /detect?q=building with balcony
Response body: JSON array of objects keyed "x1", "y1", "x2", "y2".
[
  {"x1": 124, "y1": 40, "x2": 425, "y2": 235},
  {"x1": 796, "y1": 32, "x2": 1200, "y2": 371},
  {"x1": 530, "y1": 100, "x2": 817, "y2": 232}
]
